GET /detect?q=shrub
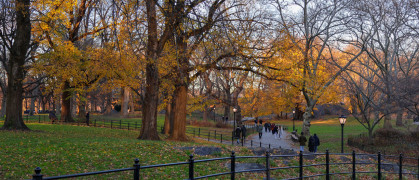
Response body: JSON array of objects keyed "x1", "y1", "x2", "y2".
[
  {"x1": 114, "y1": 104, "x2": 121, "y2": 112},
  {"x1": 215, "y1": 121, "x2": 230, "y2": 128}
]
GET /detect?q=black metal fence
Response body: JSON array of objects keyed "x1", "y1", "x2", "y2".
[{"x1": 30, "y1": 150, "x2": 418, "y2": 180}]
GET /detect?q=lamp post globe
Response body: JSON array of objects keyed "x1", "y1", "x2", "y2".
[{"x1": 339, "y1": 115, "x2": 347, "y2": 153}]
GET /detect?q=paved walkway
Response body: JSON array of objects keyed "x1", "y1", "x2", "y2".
[
  {"x1": 196, "y1": 125, "x2": 299, "y2": 152},
  {"x1": 245, "y1": 129, "x2": 299, "y2": 151}
]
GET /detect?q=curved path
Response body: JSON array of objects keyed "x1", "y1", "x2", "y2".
[{"x1": 245, "y1": 129, "x2": 299, "y2": 151}]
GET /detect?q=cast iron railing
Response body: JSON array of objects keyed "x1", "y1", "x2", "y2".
[{"x1": 30, "y1": 150, "x2": 419, "y2": 180}]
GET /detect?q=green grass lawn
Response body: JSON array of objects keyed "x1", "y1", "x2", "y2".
[
  {"x1": 0, "y1": 123, "x2": 259, "y2": 179},
  {"x1": 1, "y1": 119, "x2": 417, "y2": 179}
]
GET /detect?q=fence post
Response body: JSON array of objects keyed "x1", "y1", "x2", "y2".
[
  {"x1": 265, "y1": 151, "x2": 270, "y2": 180},
  {"x1": 230, "y1": 151, "x2": 236, "y2": 180},
  {"x1": 133, "y1": 158, "x2": 140, "y2": 180},
  {"x1": 269, "y1": 144, "x2": 271, "y2": 149},
  {"x1": 215, "y1": 130, "x2": 217, "y2": 139},
  {"x1": 299, "y1": 151, "x2": 303, "y2": 180},
  {"x1": 198, "y1": 128, "x2": 200, "y2": 137},
  {"x1": 399, "y1": 153, "x2": 403, "y2": 180},
  {"x1": 27, "y1": 114, "x2": 28, "y2": 122},
  {"x1": 94, "y1": 119, "x2": 96, "y2": 127},
  {"x1": 120, "y1": 120, "x2": 122, "y2": 129},
  {"x1": 189, "y1": 154, "x2": 194, "y2": 180},
  {"x1": 111, "y1": 120, "x2": 113, "y2": 129},
  {"x1": 241, "y1": 136, "x2": 244, "y2": 146},
  {"x1": 251, "y1": 140, "x2": 253, "y2": 147},
  {"x1": 260, "y1": 142, "x2": 262, "y2": 147},
  {"x1": 193, "y1": 129, "x2": 195, "y2": 137},
  {"x1": 221, "y1": 134, "x2": 223, "y2": 143},
  {"x1": 38, "y1": 115, "x2": 41, "y2": 123},
  {"x1": 128, "y1": 123, "x2": 130, "y2": 130},
  {"x1": 32, "y1": 167, "x2": 43, "y2": 180},
  {"x1": 352, "y1": 150, "x2": 356, "y2": 180},
  {"x1": 326, "y1": 150, "x2": 329, "y2": 180},
  {"x1": 135, "y1": 121, "x2": 137, "y2": 130},
  {"x1": 378, "y1": 152, "x2": 381, "y2": 180}
]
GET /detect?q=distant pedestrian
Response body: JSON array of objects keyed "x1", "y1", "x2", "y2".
[
  {"x1": 259, "y1": 119, "x2": 262, "y2": 124},
  {"x1": 86, "y1": 112, "x2": 90, "y2": 126},
  {"x1": 298, "y1": 132, "x2": 307, "y2": 152},
  {"x1": 264, "y1": 122, "x2": 269, "y2": 132},
  {"x1": 278, "y1": 125, "x2": 282, "y2": 139},
  {"x1": 267, "y1": 122, "x2": 271, "y2": 132},
  {"x1": 49, "y1": 111, "x2": 57, "y2": 124},
  {"x1": 308, "y1": 135, "x2": 315, "y2": 152},
  {"x1": 225, "y1": 116, "x2": 228, "y2": 122},
  {"x1": 257, "y1": 124, "x2": 263, "y2": 139},
  {"x1": 241, "y1": 125, "x2": 247, "y2": 140},
  {"x1": 273, "y1": 125, "x2": 279, "y2": 139},
  {"x1": 235, "y1": 126, "x2": 242, "y2": 144},
  {"x1": 254, "y1": 118, "x2": 258, "y2": 125},
  {"x1": 271, "y1": 123, "x2": 275, "y2": 134},
  {"x1": 313, "y1": 134, "x2": 320, "y2": 153}
]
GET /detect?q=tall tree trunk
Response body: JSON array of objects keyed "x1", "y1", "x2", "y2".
[
  {"x1": 60, "y1": 81, "x2": 74, "y2": 122},
  {"x1": 2, "y1": 0, "x2": 30, "y2": 130},
  {"x1": 302, "y1": 101, "x2": 315, "y2": 136},
  {"x1": 383, "y1": 115, "x2": 392, "y2": 129},
  {"x1": 30, "y1": 97, "x2": 35, "y2": 115},
  {"x1": 121, "y1": 87, "x2": 129, "y2": 117},
  {"x1": 55, "y1": 95, "x2": 61, "y2": 114},
  {"x1": 169, "y1": 85, "x2": 188, "y2": 141},
  {"x1": 130, "y1": 94, "x2": 135, "y2": 114},
  {"x1": 78, "y1": 93, "x2": 86, "y2": 121},
  {"x1": 138, "y1": 0, "x2": 160, "y2": 140},
  {"x1": 0, "y1": 95, "x2": 6, "y2": 117},
  {"x1": 395, "y1": 109, "x2": 403, "y2": 126},
  {"x1": 203, "y1": 106, "x2": 208, "y2": 121},
  {"x1": 163, "y1": 102, "x2": 171, "y2": 135},
  {"x1": 104, "y1": 93, "x2": 112, "y2": 115}
]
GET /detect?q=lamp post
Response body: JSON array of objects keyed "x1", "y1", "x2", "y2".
[
  {"x1": 213, "y1": 107, "x2": 216, "y2": 122},
  {"x1": 339, "y1": 115, "x2": 347, "y2": 153},
  {"x1": 233, "y1": 108, "x2": 237, "y2": 131},
  {"x1": 292, "y1": 110, "x2": 296, "y2": 131}
]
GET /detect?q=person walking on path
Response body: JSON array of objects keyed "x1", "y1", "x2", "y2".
[
  {"x1": 273, "y1": 125, "x2": 279, "y2": 139},
  {"x1": 86, "y1": 112, "x2": 90, "y2": 126},
  {"x1": 241, "y1": 125, "x2": 247, "y2": 140},
  {"x1": 313, "y1": 134, "x2": 320, "y2": 153},
  {"x1": 264, "y1": 122, "x2": 269, "y2": 132},
  {"x1": 235, "y1": 126, "x2": 242, "y2": 144},
  {"x1": 267, "y1": 122, "x2": 271, "y2": 132},
  {"x1": 257, "y1": 124, "x2": 263, "y2": 139},
  {"x1": 298, "y1": 132, "x2": 307, "y2": 152}
]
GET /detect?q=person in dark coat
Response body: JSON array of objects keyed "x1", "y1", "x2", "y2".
[
  {"x1": 264, "y1": 122, "x2": 269, "y2": 132},
  {"x1": 308, "y1": 135, "x2": 315, "y2": 152},
  {"x1": 241, "y1": 125, "x2": 247, "y2": 140},
  {"x1": 273, "y1": 125, "x2": 279, "y2": 139},
  {"x1": 49, "y1": 111, "x2": 57, "y2": 124},
  {"x1": 235, "y1": 126, "x2": 242, "y2": 144},
  {"x1": 259, "y1": 119, "x2": 262, "y2": 124},
  {"x1": 313, "y1": 134, "x2": 320, "y2": 153},
  {"x1": 267, "y1": 122, "x2": 271, "y2": 132},
  {"x1": 86, "y1": 112, "x2": 90, "y2": 126},
  {"x1": 257, "y1": 124, "x2": 263, "y2": 139},
  {"x1": 298, "y1": 132, "x2": 307, "y2": 152}
]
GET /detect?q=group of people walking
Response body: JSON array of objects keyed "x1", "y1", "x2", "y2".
[
  {"x1": 261, "y1": 122, "x2": 283, "y2": 139},
  {"x1": 234, "y1": 125, "x2": 247, "y2": 144},
  {"x1": 298, "y1": 132, "x2": 320, "y2": 152}
]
